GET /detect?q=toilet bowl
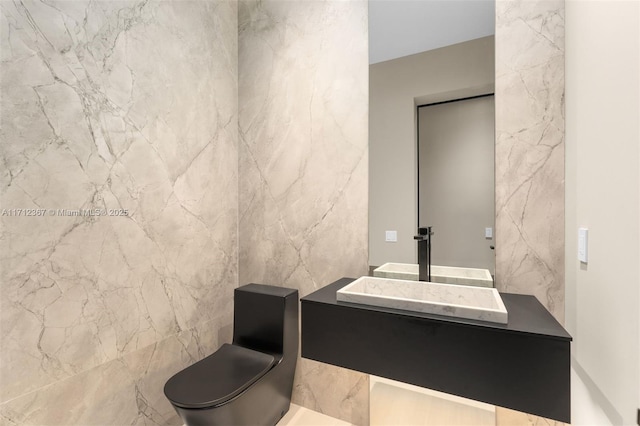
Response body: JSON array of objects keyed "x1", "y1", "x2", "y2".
[{"x1": 164, "y1": 284, "x2": 299, "y2": 426}]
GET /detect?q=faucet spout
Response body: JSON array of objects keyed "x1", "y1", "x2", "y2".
[{"x1": 413, "y1": 226, "x2": 433, "y2": 282}]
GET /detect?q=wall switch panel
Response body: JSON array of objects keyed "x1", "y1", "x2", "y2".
[
  {"x1": 485, "y1": 227, "x2": 493, "y2": 239},
  {"x1": 385, "y1": 230, "x2": 397, "y2": 242},
  {"x1": 578, "y1": 228, "x2": 588, "y2": 263}
]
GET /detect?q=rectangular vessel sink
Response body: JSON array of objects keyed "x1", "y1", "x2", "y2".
[
  {"x1": 373, "y1": 262, "x2": 494, "y2": 288},
  {"x1": 336, "y1": 276, "x2": 507, "y2": 324}
]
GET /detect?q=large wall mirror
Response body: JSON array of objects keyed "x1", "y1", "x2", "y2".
[{"x1": 368, "y1": 0, "x2": 496, "y2": 283}]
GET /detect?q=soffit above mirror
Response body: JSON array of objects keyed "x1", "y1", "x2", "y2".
[{"x1": 369, "y1": 0, "x2": 495, "y2": 64}]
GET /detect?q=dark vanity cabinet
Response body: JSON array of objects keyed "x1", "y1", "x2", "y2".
[{"x1": 301, "y1": 278, "x2": 572, "y2": 423}]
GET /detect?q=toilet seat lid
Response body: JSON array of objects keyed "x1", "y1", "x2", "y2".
[{"x1": 164, "y1": 343, "x2": 275, "y2": 409}]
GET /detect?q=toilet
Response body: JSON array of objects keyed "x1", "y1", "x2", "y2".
[{"x1": 164, "y1": 284, "x2": 298, "y2": 426}]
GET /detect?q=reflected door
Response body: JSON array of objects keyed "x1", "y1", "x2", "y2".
[{"x1": 418, "y1": 95, "x2": 495, "y2": 273}]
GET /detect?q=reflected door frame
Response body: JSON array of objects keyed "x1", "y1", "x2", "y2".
[{"x1": 416, "y1": 93, "x2": 495, "y2": 273}]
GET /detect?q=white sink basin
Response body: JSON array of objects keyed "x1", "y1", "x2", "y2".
[
  {"x1": 337, "y1": 276, "x2": 507, "y2": 324},
  {"x1": 373, "y1": 262, "x2": 494, "y2": 288}
]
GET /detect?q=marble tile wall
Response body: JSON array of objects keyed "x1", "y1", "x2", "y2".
[
  {"x1": 238, "y1": 0, "x2": 369, "y2": 424},
  {"x1": 1, "y1": 0, "x2": 567, "y2": 424},
  {"x1": 495, "y1": 0, "x2": 565, "y2": 323},
  {"x1": 0, "y1": 1, "x2": 238, "y2": 424}
]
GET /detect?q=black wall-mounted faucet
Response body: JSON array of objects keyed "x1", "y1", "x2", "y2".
[{"x1": 413, "y1": 226, "x2": 433, "y2": 282}]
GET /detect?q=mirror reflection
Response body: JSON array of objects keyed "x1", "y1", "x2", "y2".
[{"x1": 368, "y1": 0, "x2": 496, "y2": 286}]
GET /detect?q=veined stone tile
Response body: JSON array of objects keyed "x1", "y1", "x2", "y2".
[
  {"x1": 495, "y1": 0, "x2": 565, "y2": 323},
  {"x1": 0, "y1": 0, "x2": 238, "y2": 412},
  {"x1": 238, "y1": 1, "x2": 369, "y2": 423},
  {"x1": 0, "y1": 357, "x2": 139, "y2": 426},
  {"x1": 0, "y1": 315, "x2": 232, "y2": 425},
  {"x1": 294, "y1": 358, "x2": 369, "y2": 426}
]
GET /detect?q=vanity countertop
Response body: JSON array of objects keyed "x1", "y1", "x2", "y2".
[
  {"x1": 301, "y1": 277, "x2": 572, "y2": 423},
  {"x1": 302, "y1": 277, "x2": 571, "y2": 341}
]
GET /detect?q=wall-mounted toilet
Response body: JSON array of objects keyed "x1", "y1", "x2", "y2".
[{"x1": 164, "y1": 284, "x2": 298, "y2": 426}]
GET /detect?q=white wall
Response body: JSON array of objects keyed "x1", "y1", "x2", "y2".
[
  {"x1": 565, "y1": 1, "x2": 640, "y2": 424},
  {"x1": 571, "y1": 366, "x2": 613, "y2": 426},
  {"x1": 369, "y1": 36, "x2": 494, "y2": 268}
]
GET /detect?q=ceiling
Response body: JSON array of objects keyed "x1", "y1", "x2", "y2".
[{"x1": 369, "y1": 0, "x2": 495, "y2": 64}]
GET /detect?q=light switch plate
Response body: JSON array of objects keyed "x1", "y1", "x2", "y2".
[
  {"x1": 578, "y1": 228, "x2": 588, "y2": 263},
  {"x1": 485, "y1": 227, "x2": 493, "y2": 239},
  {"x1": 385, "y1": 230, "x2": 397, "y2": 242}
]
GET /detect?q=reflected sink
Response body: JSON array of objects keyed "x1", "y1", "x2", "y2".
[
  {"x1": 337, "y1": 276, "x2": 507, "y2": 324},
  {"x1": 373, "y1": 262, "x2": 494, "y2": 288}
]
